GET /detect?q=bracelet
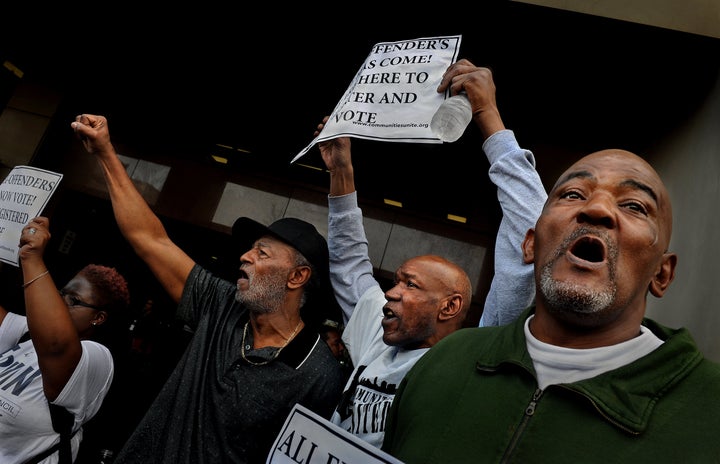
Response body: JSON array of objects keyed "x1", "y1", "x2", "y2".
[{"x1": 22, "y1": 270, "x2": 49, "y2": 289}]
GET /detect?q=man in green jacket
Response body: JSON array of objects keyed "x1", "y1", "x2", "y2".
[{"x1": 382, "y1": 149, "x2": 720, "y2": 463}]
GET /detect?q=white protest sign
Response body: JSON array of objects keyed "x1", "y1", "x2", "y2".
[
  {"x1": 0, "y1": 166, "x2": 63, "y2": 266},
  {"x1": 291, "y1": 35, "x2": 462, "y2": 163},
  {"x1": 267, "y1": 403, "x2": 404, "y2": 464}
]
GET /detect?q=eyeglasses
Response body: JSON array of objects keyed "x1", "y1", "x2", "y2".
[{"x1": 59, "y1": 290, "x2": 102, "y2": 311}]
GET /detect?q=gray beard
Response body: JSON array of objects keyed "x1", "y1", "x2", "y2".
[
  {"x1": 236, "y1": 270, "x2": 287, "y2": 315},
  {"x1": 538, "y1": 228, "x2": 618, "y2": 322},
  {"x1": 539, "y1": 264, "x2": 616, "y2": 316}
]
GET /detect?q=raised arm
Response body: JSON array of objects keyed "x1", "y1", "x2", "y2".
[
  {"x1": 316, "y1": 119, "x2": 379, "y2": 324},
  {"x1": 18, "y1": 217, "x2": 81, "y2": 400},
  {"x1": 438, "y1": 61, "x2": 547, "y2": 326},
  {"x1": 71, "y1": 114, "x2": 193, "y2": 302}
]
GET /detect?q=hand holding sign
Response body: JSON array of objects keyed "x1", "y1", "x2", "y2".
[
  {"x1": 0, "y1": 166, "x2": 63, "y2": 266},
  {"x1": 292, "y1": 35, "x2": 462, "y2": 163}
]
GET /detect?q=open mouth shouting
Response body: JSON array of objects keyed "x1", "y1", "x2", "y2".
[
  {"x1": 540, "y1": 227, "x2": 618, "y2": 318},
  {"x1": 381, "y1": 306, "x2": 399, "y2": 333},
  {"x1": 382, "y1": 306, "x2": 397, "y2": 321},
  {"x1": 237, "y1": 267, "x2": 251, "y2": 289},
  {"x1": 565, "y1": 231, "x2": 609, "y2": 271}
]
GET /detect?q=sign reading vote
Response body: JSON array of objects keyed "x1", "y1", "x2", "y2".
[
  {"x1": 0, "y1": 166, "x2": 63, "y2": 266},
  {"x1": 292, "y1": 35, "x2": 462, "y2": 163},
  {"x1": 267, "y1": 404, "x2": 403, "y2": 464}
]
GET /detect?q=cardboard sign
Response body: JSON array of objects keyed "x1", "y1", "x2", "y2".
[{"x1": 267, "y1": 404, "x2": 403, "y2": 464}]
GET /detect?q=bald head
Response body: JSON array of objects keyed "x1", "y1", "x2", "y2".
[
  {"x1": 550, "y1": 149, "x2": 673, "y2": 250},
  {"x1": 418, "y1": 255, "x2": 472, "y2": 299},
  {"x1": 382, "y1": 254, "x2": 473, "y2": 349},
  {"x1": 404, "y1": 255, "x2": 473, "y2": 323}
]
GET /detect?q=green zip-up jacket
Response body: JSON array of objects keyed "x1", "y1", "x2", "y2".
[{"x1": 382, "y1": 307, "x2": 720, "y2": 463}]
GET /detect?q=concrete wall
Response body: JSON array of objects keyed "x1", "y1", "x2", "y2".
[{"x1": 645, "y1": 75, "x2": 720, "y2": 361}]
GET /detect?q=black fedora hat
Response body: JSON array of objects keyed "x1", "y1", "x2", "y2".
[
  {"x1": 232, "y1": 217, "x2": 340, "y2": 329},
  {"x1": 232, "y1": 217, "x2": 329, "y2": 278}
]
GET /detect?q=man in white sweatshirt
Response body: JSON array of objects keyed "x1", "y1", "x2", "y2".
[{"x1": 315, "y1": 59, "x2": 547, "y2": 448}]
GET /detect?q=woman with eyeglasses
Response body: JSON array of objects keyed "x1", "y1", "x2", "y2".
[{"x1": 0, "y1": 216, "x2": 130, "y2": 464}]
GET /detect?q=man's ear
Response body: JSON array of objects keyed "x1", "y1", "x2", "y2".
[
  {"x1": 649, "y1": 252, "x2": 677, "y2": 298},
  {"x1": 522, "y1": 228, "x2": 536, "y2": 265},
  {"x1": 439, "y1": 294, "x2": 463, "y2": 321},
  {"x1": 287, "y1": 265, "x2": 312, "y2": 290}
]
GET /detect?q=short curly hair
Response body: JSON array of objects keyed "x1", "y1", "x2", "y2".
[{"x1": 78, "y1": 264, "x2": 130, "y2": 312}]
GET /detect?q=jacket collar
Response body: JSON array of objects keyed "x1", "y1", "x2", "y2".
[{"x1": 478, "y1": 307, "x2": 704, "y2": 433}]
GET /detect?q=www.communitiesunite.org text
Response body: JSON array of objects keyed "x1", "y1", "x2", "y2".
[{"x1": 351, "y1": 121, "x2": 429, "y2": 129}]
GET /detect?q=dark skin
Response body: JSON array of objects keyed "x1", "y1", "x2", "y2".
[
  {"x1": 321, "y1": 328, "x2": 347, "y2": 359},
  {"x1": 310, "y1": 114, "x2": 469, "y2": 355},
  {"x1": 316, "y1": 131, "x2": 473, "y2": 351},
  {"x1": 72, "y1": 114, "x2": 305, "y2": 349},
  {"x1": 8, "y1": 216, "x2": 108, "y2": 400},
  {"x1": 381, "y1": 255, "x2": 471, "y2": 349},
  {"x1": 313, "y1": 60, "x2": 508, "y2": 351},
  {"x1": 236, "y1": 236, "x2": 307, "y2": 348},
  {"x1": 522, "y1": 149, "x2": 677, "y2": 349}
]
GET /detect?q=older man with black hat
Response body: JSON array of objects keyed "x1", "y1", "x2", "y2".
[{"x1": 71, "y1": 114, "x2": 345, "y2": 464}]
